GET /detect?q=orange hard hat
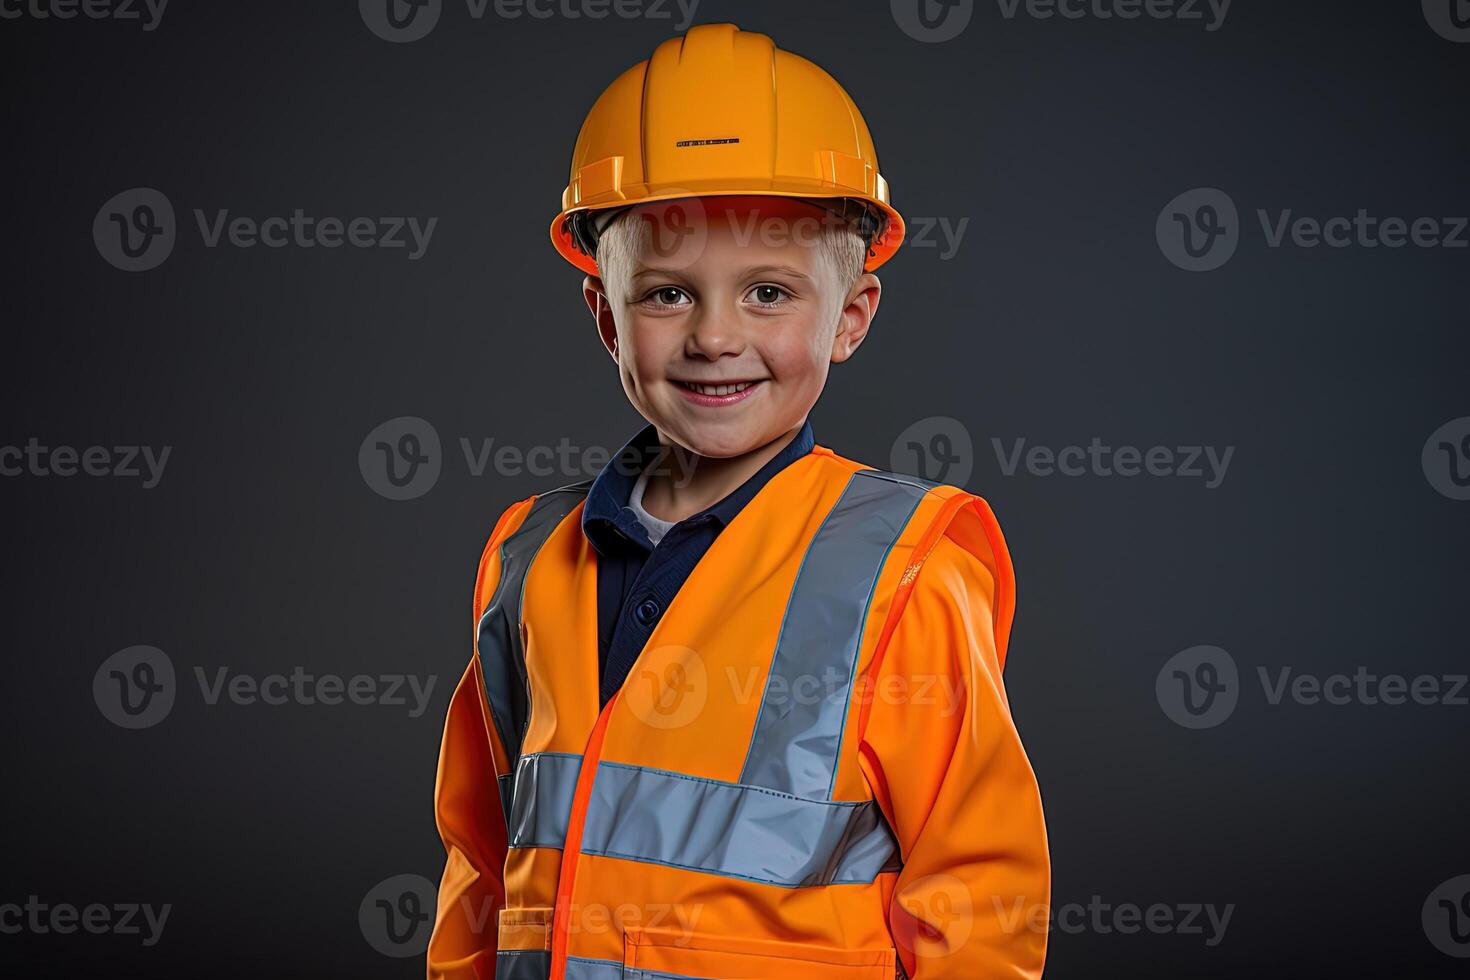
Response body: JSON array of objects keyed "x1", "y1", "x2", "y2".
[{"x1": 549, "y1": 23, "x2": 905, "y2": 276}]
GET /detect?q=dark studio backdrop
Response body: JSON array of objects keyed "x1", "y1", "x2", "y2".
[{"x1": 1, "y1": 1, "x2": 1466, "y2": 977}]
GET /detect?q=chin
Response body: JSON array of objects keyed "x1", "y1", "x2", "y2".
[
  {"x1": 663, "y1": 419, "x2": 767, "y2": 460},
  {"x1": 672, "y1": 434, "x2": 753, "y2": 460}
]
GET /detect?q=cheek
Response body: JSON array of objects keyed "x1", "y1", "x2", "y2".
[
  {"x1": 761, "y1": 329, "x2": 831, "y2": 386},
  {"x1": 618, "y1": 316, "x2": 673, "y2": 379},
  {"x1": 780, "y1": 311, "x2": 836, "y2": 368}
]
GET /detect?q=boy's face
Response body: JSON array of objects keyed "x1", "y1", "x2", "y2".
[{"x1": 583, "y1": 196, "x2": 882, "y2": 459}]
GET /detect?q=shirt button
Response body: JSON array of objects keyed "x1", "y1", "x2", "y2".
[{"x1": 634, "y1": 597, "x2": 661, "y2": 625}]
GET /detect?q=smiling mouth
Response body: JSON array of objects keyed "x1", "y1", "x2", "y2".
[{"x1": 672, "y1": 379, "x2": 764, "y2": 396}]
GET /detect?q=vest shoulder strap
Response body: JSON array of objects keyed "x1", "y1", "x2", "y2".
[{"x1": 476, "y1": 480, "x2": 592, "y2": 770}]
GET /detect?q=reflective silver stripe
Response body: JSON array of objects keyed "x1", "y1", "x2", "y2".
[
  {"x1": 581, "y1": 761, "x2": 900, "y2": 887},
  {"x1": 504, "y1": 756, "x2": 898, "y2": 882},
  {"x1": 495, "y1": 948, "x2": 550, "y2": 979},
  {"x1": 507, "y1": 752, "x2": 582, "y2": 849},
  {"x1": 564, "y1": 956, "x2": 628, "y2": 979},
  {"x1": 478, "y1": 483, "x2": 590, "y2": 770},
  {"x1": 740, "y1": 470, "x2": 926, "y2": 800},
  {"x1": 497, "y1": 949, "x2": 666, "y2": 978}
]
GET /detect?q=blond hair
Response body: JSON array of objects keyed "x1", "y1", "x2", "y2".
[{"x1": 596, "y1": 200, "x2": 866, "y2": 310}]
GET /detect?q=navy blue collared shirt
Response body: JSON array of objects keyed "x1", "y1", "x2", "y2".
[{"x1": 582, "y1": 419, "x2": 816, "y2": 707}]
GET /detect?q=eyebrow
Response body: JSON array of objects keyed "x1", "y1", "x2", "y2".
[
  {"x1": 630, "y1": 266, "x2": 687, "y2": 280},
  {"x1": 741, "y1": 264, "x2": 811, "y2": 281}
]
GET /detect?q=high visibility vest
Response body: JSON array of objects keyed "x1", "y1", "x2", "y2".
[{"x1": 433, "y1": 444, "x2": 1047, "y2": 980}]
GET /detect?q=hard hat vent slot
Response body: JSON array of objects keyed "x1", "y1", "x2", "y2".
[{"x1": 574, "y1": 156, "x2": 626, "y2": 205}]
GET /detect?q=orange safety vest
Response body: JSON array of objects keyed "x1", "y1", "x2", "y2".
[{"x1": 429, "y1": 444, "x2": 1050, "y2": 979}]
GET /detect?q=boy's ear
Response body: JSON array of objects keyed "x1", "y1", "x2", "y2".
[
  {"x1": 583, "y1": 275, "x2": 619, "y2": 361},
  {"x1": 830, "y1": 273, "x2": 882, "y2": 364}
]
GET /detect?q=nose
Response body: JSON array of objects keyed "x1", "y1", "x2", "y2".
[{"x1": 684, "y1": 306, "x2": 745, "y2": 360}]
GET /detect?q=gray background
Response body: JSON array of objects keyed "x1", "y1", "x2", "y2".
[{"x1": 1, "y1": 0, "x2": 1466, "y2": 976}]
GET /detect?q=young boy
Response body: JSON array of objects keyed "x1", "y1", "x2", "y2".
[{"x1": 428, "y1": 24, "x2": 1049, "y2": 980}]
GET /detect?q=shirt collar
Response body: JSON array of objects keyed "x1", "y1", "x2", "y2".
[{"x1": 582, "y1": 418, "x2": 815, "y2": 556}]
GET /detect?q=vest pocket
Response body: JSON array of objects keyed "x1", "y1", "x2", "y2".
[
  {"x1": 622, "y1": 926, "x2": 897, "y2": 979},
  {"x1": 496, "y1": 907, "x2": 552, "y2": 979}
]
